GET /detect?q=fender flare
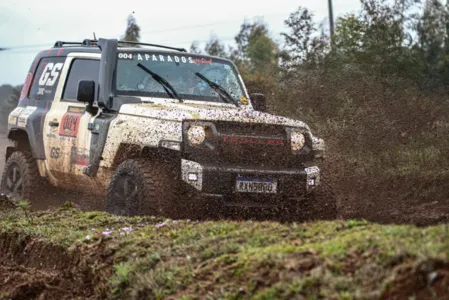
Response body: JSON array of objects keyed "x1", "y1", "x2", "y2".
[{"x1": 7, "y1": 128, "x2": 40, "y2": 159}]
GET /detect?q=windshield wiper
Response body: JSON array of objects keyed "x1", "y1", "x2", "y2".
[
  {"x1": 194, "y1": 72, "x2": 240, "y2": 107},
  {"x1": 137, "y1": 63, "x2": 183, "y2": 102}
]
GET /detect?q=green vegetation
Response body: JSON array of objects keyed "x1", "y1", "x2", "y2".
[{"x1": 1, "y1": 205, "x2": 448, "y2": 299}]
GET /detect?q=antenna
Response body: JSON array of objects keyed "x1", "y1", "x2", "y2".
[{"x1": 93, "y1": 32, "x2": 97, "y2": 41}]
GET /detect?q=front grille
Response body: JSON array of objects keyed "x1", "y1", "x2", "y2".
[
  {"x1": 214, "y1": 121, "x2": 286, "y2": 137},
  {"x1": 217, "y1": 141, "x2": 293, "y2": 167},
  {"x1": 184, "y1": 121, "x2": 305, "y2": 168}
]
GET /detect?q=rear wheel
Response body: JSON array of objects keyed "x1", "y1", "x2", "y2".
[
  {"x1": 0, "y1": 151, "x2": 46, "y2": 204},
  {"x1": 106, "y1": 159, "x2": 182, "y2": 217}
]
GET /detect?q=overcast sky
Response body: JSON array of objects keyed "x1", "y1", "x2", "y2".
[{"x1": 0, "y1": 0, "x2": 361, "y2": 86}]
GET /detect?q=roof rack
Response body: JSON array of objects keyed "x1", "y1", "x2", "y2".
[
  {"x1": 53, "y1": 39, "x2": 98, "y2": 48},
  {"x1": 53, "y1": 39, "x2": 187, "y2": 52},
  {"x1": 117, "y1": 40, "x2": 187, "y2": 52}
]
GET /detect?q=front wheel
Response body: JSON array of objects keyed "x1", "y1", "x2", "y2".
[
  {"x1": 0, "y1": 151, "x2": 45, "y2": 204},
  {"x1": 106, "y1": 159, "x2": 182, "y2": 217}
]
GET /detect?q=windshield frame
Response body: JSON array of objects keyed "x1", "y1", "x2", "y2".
[{"x1": 112, "y1": 49, "x2": 249, "y2": 105}]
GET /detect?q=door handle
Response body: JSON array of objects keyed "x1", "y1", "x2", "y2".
[{"x1": 48, "y1": 121, "x2": 59, "y2": 127}]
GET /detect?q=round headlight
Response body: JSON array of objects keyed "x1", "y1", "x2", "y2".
[
  {"x1": 187, "y1": 125, "x2": 206, "y2": 146},
  {"x1": 291, "y1": 132, "x2": 305, "y2": 152}
]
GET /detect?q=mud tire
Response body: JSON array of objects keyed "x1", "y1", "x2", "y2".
[
  {"x1": 0, "y1": 151, "x2": 47, "y2": 204},
  {"x1": 106, "y1": 159, "x2": 181, "y2": 217}
]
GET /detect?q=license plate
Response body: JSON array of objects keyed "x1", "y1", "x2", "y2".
[{"x1": 235, "y1": 177, "x2": 277, "y2": 194}]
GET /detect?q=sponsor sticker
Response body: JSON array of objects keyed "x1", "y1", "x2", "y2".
[
  {"x1": 8, "y1": 116, "x2": 17, "y2": 126},
  {"x1": 38, "y1": 62, "x2": 64, "y2": 87},
  {"x1": 17, "y1": 106, "x2": 38, "y2": 127},
  {"x1": 192, "y1": 58, "x2": 212, "y2": 65},
  {"x1": 58, "y1": 106, "x2": 85, "y2": 138},
  {"x1": 50, "y1": 147, "x2": 60, "y2": 159},
  {"x1": 67, "y1": 106, "x2": 86, "y2": 114},
  {"x1": 9, "y1": 107, "x2": 25, "y2": 117},
  {"x1": 59, "y1": 113, "x2": 82, "y2": 137},
  {"x1": 70, "y1": 147, "x2": 89, "y2": 166},
  {"x1": 117, "y1": 52, "x2": 216, "y2": 66}
]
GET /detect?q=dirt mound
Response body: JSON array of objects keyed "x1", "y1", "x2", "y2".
[
  {"x1": 0, "y1": 207, "x2": 448, "y2": 299},
  {"x1": 381, "y1": 258, "x2": 449, "y2": 300},
  {"x1": 0, "y1": 232, "x2": 114, "y2": 300}
]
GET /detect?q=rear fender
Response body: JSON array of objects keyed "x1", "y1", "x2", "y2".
[{"x1": 7, "y1": 129, "x2": 37, "y2": 157}]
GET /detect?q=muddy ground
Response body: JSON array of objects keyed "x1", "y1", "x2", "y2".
[
  {"x1": 0, "y1": 132, "x2": 448, "y2": 299},
  {"x1": 0, "y1": 131, "x2": 448, "y2": 226},
  {"x1": 0, "y1": 128, "x2": 448, "y2": 228}
]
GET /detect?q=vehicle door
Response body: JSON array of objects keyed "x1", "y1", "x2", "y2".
[{"x1": 43, "y1": 53, "x2": 101, "y2": 187}]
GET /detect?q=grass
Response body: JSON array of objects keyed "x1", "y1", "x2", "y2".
[{"x1": 0, "y1": 203, "x2": 448, "y2": 299}]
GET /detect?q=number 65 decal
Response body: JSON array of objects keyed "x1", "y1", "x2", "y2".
[{"x1": 39, "y1": 63, "x2": 64, "y2": 86}]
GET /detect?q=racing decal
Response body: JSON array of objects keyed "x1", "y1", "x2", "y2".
[
  {"x1": 59, "y1": 107, "x2": 85, "y2": 138},
  {"x1": 192, "y1": 58, "x2": 212, "y2": 65},
  {"x1": 8, "y1": 116, "x2": 17, "y2": 126},
  {"x1": 70, "y1": 147, "x2": 89, "y2": 166},
  {"x1": 67, "y1": 106, "x2": 86, "y2": 114},
  {"x1": 37, "y1": 62, "x2": 64, "y2": 97},
  {"x1": 39, "y1": 62, "x2": 63, "y2": 87},
  {"x1": 8, "y1": 107, "x2": 25, "y2": 126},
  {"x1": 50, "y1": 147, "x2": 60, "y2": 159},
  {"x1": 118, "y1": 52, "x2": 213, "y2": 65},
  {"x1": 29, "y1": 57, "x2": 66, "y2": 101},
  {"x1": 59, "y1": 112, "x2": 82, "y2": 138},
  {"x1": 9, "y1": 107, "x2": 25, "y2": 118},
  {"x1": 17, "y1": 106, "x2": 38, "y2": 127},
  {"x1": 117, "y1": 53, "x2": 133, "y2": 60}
]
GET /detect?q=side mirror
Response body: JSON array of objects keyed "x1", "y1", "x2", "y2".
[
  {"x1": 250, "y1": 93, "x2": 266, "y2": 112},
  {"x1": 77, "y1": 80, "x2": 95, "y2": 106}
]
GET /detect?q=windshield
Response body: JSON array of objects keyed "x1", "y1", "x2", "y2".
[{"x1": 115, "y1": 51, "x2": 246, "y2": 104}]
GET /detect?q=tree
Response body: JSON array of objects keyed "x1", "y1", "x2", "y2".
[
  {"x1": 232, "y1": 21, "x2": 279, "y2": 73},
  {"x1": 189, "y1": 41, "x2": 202, "y2": 54},
  {"x1": 281, "y1": 7, "x2": 327, "y2": 67},
  {"x1": 204, "y1": 36, "x2": 228, "y2": 57},
  {"x1": 416, "y1": 0, "x2": 448, "y2": 89},
  {"x1": 121, "y1": 14, "x2": 141, "y2": 47}
]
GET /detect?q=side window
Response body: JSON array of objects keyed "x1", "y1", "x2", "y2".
[
  {"x1": 62, "y1": 59, "x2": 100, "y2": 102},
  {"x1": 29, "y1": 57, "x2": 66, "y2": 101}
]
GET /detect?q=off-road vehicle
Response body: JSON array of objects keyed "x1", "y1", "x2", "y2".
[{"x1": 1, "y1": 38, "x2": 336, "y2": 219}]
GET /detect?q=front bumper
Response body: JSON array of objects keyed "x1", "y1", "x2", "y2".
[{"x1": 181, "y1": 159, "x2": 321, "y2": 196}]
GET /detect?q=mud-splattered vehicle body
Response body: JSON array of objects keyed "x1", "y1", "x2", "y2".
[{"x1": 1, "y1": 38, "x2": 335, "y2": 218}]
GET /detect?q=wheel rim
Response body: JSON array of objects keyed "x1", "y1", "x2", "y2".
[
  {"x1": 110, "y1": 172, "x2": 139, "y2": 215},
  {"x1": 2, "y1": 162, "x2": 24, "y2": 200}
]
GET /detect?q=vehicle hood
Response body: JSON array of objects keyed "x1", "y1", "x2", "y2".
[{"x1": 119, "y1": 101, "x2": 311, "y2": 131}]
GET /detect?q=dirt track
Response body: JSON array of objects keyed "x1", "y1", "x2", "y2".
[{"x1": 0, "y1": 132, "x2": 447, "y2": 227}]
